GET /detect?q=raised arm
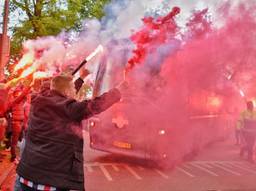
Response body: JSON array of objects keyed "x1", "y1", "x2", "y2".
[{"x1": 65, "y1": 88, "x2": 121, "y2": 122}]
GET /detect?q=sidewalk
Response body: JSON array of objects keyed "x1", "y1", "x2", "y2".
[{"x1": 0, "y1": 149, "x2": 16, "y2": 191}]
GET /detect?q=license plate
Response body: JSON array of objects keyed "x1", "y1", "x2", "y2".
[{"x1": 113, "y1": 141, "x2": 132, "y2": 149}]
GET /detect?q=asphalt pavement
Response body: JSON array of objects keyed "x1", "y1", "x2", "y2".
[
  {"x1": 1, "y1": 132, "x2": 256, "y2": 191},
  {"x1": 84, "y1": 132, "x2": 256, "y2": 191}
]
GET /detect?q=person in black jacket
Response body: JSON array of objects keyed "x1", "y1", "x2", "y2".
[{"x1": 17, "y1": 74, "x2": 121, "y2": 191}]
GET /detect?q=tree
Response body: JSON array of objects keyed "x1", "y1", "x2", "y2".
[{"x1": 9, "y1": 0, "x2": 110, "y2": 58}]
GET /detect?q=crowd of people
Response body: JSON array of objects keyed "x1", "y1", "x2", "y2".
[
  {"x1": 0, "y1": 78, "x2": 32, "y2": 163},
  {"x1": 0, "y1": 67, "x2": 124, "y2": 191}
]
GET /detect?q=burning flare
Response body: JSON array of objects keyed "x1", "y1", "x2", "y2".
[
  {"x1": 14, "y1": 52, "x2": 34, "y2": 72},
  {"x1": 20, "y1": 66, "x2": 36, "y2": 78}
]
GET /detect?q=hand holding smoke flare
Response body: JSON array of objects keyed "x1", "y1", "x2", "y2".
[{"x1": 72, "y1": 45, "x2": 104, "y2": 76}]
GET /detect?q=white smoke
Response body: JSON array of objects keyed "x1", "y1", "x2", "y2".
[{"x1": 100, "y1": 0, "x2": 167, "y2": 40}]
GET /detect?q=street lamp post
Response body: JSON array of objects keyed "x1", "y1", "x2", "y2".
[{"x1": 0, "y1": 0, "x2": 10, "y2": 81}]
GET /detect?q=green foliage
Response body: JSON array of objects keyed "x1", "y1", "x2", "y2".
[{"x1": 9, "y1": 0, "x2": 110, "y2": 58}]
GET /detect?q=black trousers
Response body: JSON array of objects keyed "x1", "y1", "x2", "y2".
[
  {"x1": 21, "y1": 183, "x2": 69, "y2": 191},
  {"x1": 241, "y1": 131, "x2": 256, "y2": 160}
]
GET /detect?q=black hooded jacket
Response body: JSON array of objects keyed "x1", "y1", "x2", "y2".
[{"x1": 17, "y1": 83, "x2": 121, "y2": 190}]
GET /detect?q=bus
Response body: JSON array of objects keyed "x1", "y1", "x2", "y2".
[{"x1": 87, "y1": 64, "x2": 241, "y2": 168}]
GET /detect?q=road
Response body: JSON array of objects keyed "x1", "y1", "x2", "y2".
[
  {"x1": 1, "y1": 132, "x2": 256, "y2": 191},
  {"x1": 84, "y1": 132, "x2": 256, "y2": 191}
]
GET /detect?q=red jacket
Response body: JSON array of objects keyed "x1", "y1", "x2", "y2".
[
  {"x1": 8, "y1": 87, "x2": 31, "y2": 121},
  {"x1": 11, "y1": 102, "x2": 24, "y2": 121}
]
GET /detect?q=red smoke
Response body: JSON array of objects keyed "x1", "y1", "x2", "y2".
[
  {"x1": 11, "y1": 1, "x2": 256, "y2": 168},
  {"x1": 111, "y1": 2, "x2": 256, "y2": 167},
  {"x1": 186, "y1": 8, "x2": 212, "y2": 39},
  {"x1": 126, "y1": 7, "x2": 181, "y2": 74}
]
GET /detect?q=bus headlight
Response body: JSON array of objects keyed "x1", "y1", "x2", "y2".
[
  {"x1": 159, "y1": 130, "x2": 166, "y2": 135},
  {"x1": 90, "y1": 121, "x2": 95, "y2": 127}
]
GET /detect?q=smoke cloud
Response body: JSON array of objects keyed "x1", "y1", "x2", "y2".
[
  {"x1": 90, "y1": 0, "x2": 256, "y2": 168},
  {"x1": 16, "y1": 0, "x2": 256, "y2": 167}
]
